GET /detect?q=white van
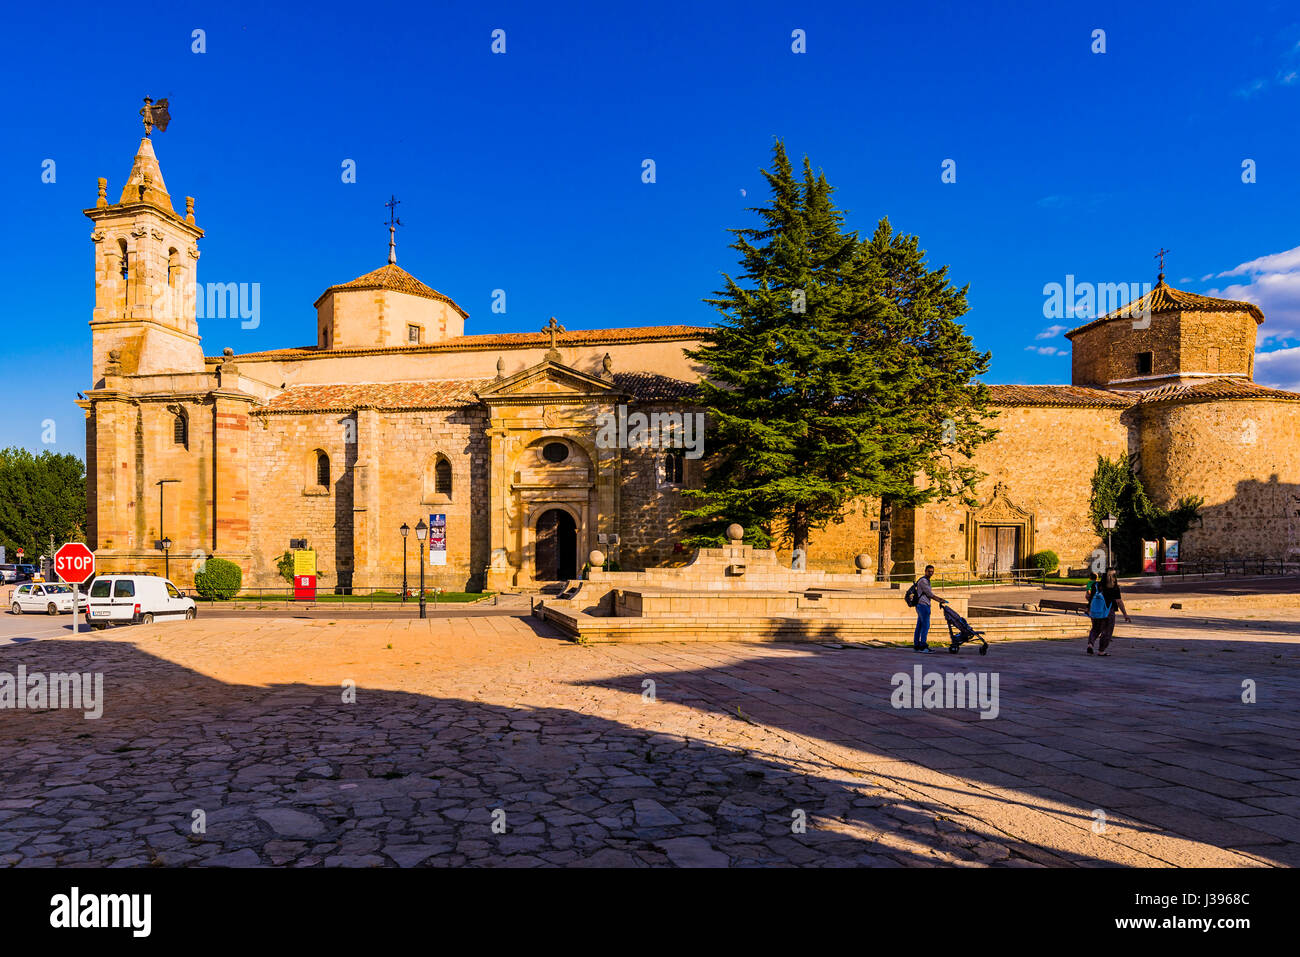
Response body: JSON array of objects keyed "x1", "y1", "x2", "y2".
[{"x1": 85, "y1": 575, "x2": 197, "y2": 627}]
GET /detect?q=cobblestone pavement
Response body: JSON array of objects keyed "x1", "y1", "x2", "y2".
[{"x1": 0, "y1": 608, "x2": 1296, "y2": 867}]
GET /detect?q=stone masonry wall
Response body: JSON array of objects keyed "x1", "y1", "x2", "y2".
[
  {"x1": 914, "y1": 404, "x2": 1130, "y2": 575},
  {"x1": 1138, "y1": 398, "x2": 1300, "y2": 560}
]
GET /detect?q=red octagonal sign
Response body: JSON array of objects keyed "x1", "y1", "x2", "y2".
[{"x1": 54, "y1": 542, "x2": 95, "y2": 585}]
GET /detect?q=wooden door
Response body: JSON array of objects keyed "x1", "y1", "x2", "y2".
[
  {"x1": 977, "y1": 526, "x2": 1020, "y2": 579},
  {"x1": 996, "y1": 526, "x2": 1020, "y2": 578},
  {"x1": 977, "y1": 527, "x2": 997, "y2": 577}
]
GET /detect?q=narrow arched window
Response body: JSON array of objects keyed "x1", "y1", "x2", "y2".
[
  {"x1": 435, "y1": 457, "x2": 452, "y2": 495},
  {"x1": 167, "y1": 247, "x2": 179, "y2": 288},
  {"x1": 316, "y1": 451, "x2": 331, "y2": 487},
  {"x1": 664, "y1": 449, "x2": 684, "y2": 485},
  {"x1": 117, "y1": 239, "x2": 129, "y2": 280},
  {"x1": 173, "y1": 412, "x2": 187, "y2": 447}
]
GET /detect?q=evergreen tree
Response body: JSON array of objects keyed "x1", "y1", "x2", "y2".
[
  {"x1": 684, "y1": 142, "x2": 995, "y2": 560},
  {"x1": 854, "y1": 218, "x2": 997, "y2": 574}
]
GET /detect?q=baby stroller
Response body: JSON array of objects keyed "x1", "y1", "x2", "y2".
[{"x1": 942, "y1": 603, "x2": 988, "y2": 655}]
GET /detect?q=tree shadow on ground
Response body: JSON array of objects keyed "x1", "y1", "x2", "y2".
[{"x1": 0, "y1": 635, "x2": 1146, "y2": 868}]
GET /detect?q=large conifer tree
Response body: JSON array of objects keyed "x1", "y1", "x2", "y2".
[{"x1": 684, "y1": 142, "x2": 995, "y2": 566}]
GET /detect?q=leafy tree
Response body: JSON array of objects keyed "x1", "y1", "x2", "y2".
[
  {"x1": 1088, "y1": 453, "x2": 1202, "y2": 571},
  {"x1": 0, "y1": 448, "x2": 86, "y2": 561},
  {"x1": 684, "y1": 141, "x2": 995, "y2": 564}
]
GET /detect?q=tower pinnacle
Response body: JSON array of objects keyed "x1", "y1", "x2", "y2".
[{"x1": 385, "y1": 195, "x2": 401, "y2": 265}]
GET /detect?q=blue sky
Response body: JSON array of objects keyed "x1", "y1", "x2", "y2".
[{"x1": 5, "y1": 0, "x2": 1300, "y2": 458}]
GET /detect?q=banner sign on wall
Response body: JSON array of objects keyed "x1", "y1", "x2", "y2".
[
  {"x1": 1162, "y1": 538, "x2": 1179, "y2": 573},
  {"x1": 429, "y1": 514, "x2": 447, "y2": 566},
  {"x1": 1142, "y1": 540, "x2": 1158, "y2": 573}
]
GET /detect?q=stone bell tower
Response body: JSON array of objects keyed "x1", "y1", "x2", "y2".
[{"x1": 84, "y1": 110, "x2": 204, "y2": 382}]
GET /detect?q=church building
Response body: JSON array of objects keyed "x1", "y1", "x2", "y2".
[{"x1": 78, "y1": 132, "x2": 1300, "y2": 590}]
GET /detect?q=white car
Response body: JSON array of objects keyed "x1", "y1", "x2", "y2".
[
  {"x1": 10, "y1": 582, "x2": 85, "y2": 616},
  {"x1": 85, "y1": 575, "x2": 197, "y2": 627}
]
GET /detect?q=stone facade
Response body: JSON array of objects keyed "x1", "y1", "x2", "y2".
[{"x1": 78, "y1": 136, "x2": 1300, "y2": 590}]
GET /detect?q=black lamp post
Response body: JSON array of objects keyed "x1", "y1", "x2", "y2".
[
  {"x1": 1102, "y1": 513, "x2": 1118, "y2": 573},
  {"x1": 161, "y1": 536, "x2": 172, "y2": 580},
  {"x1": 156, "y1": 478, "x2": 179, "y2": 579},
  {"x1": 415, "y1": 519, "x2": 428, "y2": 619},
  {"x1": 399, "y1": 523, "x2": 410, "y2": 603}
]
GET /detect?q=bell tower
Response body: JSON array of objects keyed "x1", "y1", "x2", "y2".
[{"x1": 84, "y1": 108, "x2": 204, "y2": 382}]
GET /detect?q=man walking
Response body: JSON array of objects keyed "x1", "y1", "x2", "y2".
[{"x1": 912, "y1": 564, "x2": 948, "y2": 653}]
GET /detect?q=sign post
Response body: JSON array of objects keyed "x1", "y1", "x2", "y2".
[
  {"x1": 293, "y1": 549, "x2": 317, "y2": 601},
  {"x1": 54, "y1": 543, "x2": 95, "y2": 635}
]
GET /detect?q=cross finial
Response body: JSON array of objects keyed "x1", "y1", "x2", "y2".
[
  {"x1": 543, "y1": 316, "x2": 566, "y2": 351},
  {"x1": 385, "y1": 195, "x2": 402, "y2": 265},
  {"x1": 1155, "y1": 247, "x2": 1169, "y2": 283}
]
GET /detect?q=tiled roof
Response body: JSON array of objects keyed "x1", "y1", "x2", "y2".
[
  {"x1": 1137, "y1": 378, "x2": 1300, "y2": 405},
  {"x1": 252, "y1": 372, "x2": 703, "y2": 414},
  {"x1": 312, "y1": 264, "x2": 468, "y2": 316},
  {"x1": 987, "y1": 384, "x2": 1134, "y2": 408},
  {"x1": 1067, "y1": 281, "x2": 1264, "y2": 337},
  {"x1": 611, "y1": 371, "x2": 699, "y2": 401},
  {"x1": 253, "y1": 380, "x2": 491, "y2": 414},
  {"x1": 226, "y1": 325, "x2": 711, "y2": 361}
]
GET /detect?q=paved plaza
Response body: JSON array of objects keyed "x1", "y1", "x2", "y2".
[{"x1": 0, "y1": 605, "x2": 1297, "y2": 867}]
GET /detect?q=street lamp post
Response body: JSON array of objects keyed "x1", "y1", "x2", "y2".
[
  {"x1": 415, "y1": 519, "x2": 428, "y2": 619},
  {"x1": 1102, "y1": 513, "x2": 1118, "y2": 573},
  {"x1": 156, "y1": 479, "x2": 179, "y2": 578},
  {"x1": 161, "y1": 536, "x2": 172, "y2": 580},
  {"x1": 399, "y1": 523, "x2": 410, "y2": 603}
]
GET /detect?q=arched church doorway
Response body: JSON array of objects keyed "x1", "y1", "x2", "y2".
[{"x1": 535, "y1": 509, "x2": 578, "y2": 581}]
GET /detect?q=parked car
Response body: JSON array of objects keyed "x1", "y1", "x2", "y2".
[
  {"x1": 85, "y1": 575, "x2": 197, "y2": 627},
  {"x1": 10, "y1": 582, "x2": 85, "y2": 616},
  {"x1": 0, "y1": 565, "x2": 18, "y2": 584},
  {"x1": 17, "y1": 564, "x2": 37, "y2": 582}
]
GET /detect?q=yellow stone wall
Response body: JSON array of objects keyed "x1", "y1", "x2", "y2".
[{"x1": 1138, "y1": 398, "x2": 1300, "y2": 559}]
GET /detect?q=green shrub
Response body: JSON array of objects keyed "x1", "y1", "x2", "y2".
[
  {"x1": 194, "y1": 557, "x2": 242, "y2": 600},
  {"x1": 1028, "y1": 550, "x2": 1059, "y2": 574}
]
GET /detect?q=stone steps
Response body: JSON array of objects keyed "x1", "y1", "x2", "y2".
[{"x1": 538, "y1": 607, "x2": 1088, "y2": 644}]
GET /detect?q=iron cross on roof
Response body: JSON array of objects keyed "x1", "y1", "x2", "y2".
[
  {"x1": 385, "y1": 195, "x2": 401, "y2": 264},
  {"x1": 1155, "y1": 247, "x2": 1170, "y2": 282}
]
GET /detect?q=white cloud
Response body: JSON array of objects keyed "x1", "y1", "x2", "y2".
[
  {"x1": 1236, "y1": 77, "x2": 1268, "y2": 97},
  {"x1": 1024, "y1": 345, "x2": 1064, "y2": 356},
  {"x1": 1207, "y1": 243, "x2": 1300, "y2": 342},
  {"x1": 1254, "y1": 346, "x2": 1300, "y2": 391},
  {"x1": 1035, "y1": 324, "x2": 1067, "y2": 340}
]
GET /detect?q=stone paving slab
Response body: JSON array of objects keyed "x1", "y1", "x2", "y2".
[{"x1": 0, "y1": 609, "x2": 1295, "y2": 867}]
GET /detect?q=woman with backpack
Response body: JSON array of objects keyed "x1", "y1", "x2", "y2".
[{"x1": 1086, "y1": 568, "x2": 1131, "y2": 656}]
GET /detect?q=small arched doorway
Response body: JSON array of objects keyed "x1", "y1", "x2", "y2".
[{"x1": 535, "y1": 508, "x2": 578, "y2": 581}]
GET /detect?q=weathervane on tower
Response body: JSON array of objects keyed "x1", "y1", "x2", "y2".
[
  {"x1": 385, "y1": 195, "x2": 402, "y2": 265},
  {"x1": 139, "y1": 96, "x2": 170, "y2": 137},
  {"x1": 1155, "y1": 247, "x2": 1170, "y2": 284}
]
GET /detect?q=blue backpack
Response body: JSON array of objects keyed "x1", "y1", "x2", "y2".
[{"x1": 1088, "y1": 590, "x2": 1112, "y2": 619}]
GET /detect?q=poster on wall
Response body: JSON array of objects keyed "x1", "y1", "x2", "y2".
[
  {"x1": 1142, "y1": 540, "x2": 1158, "y2": 573},
  {"x1": 1162, "y1": 538, "x2": 1179, "y2": 573},
  {"x1": 429, "y1": 513, "x2": 447, "y2": 566}
]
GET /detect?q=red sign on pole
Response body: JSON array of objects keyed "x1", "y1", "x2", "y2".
[
  {"x1": 54, "y1": 543, "x2": 94, "y2": 637},
  {"x1": 54, "y1": 543, "x2": 95, "y2": 585},
  {"x1": 15, "y1": 548, "x2": 23, "y2": 558}
]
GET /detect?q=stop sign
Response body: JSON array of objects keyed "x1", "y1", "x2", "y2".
[{"x1": 54, "y1": 543, "x2": 95, "y2": 585}]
